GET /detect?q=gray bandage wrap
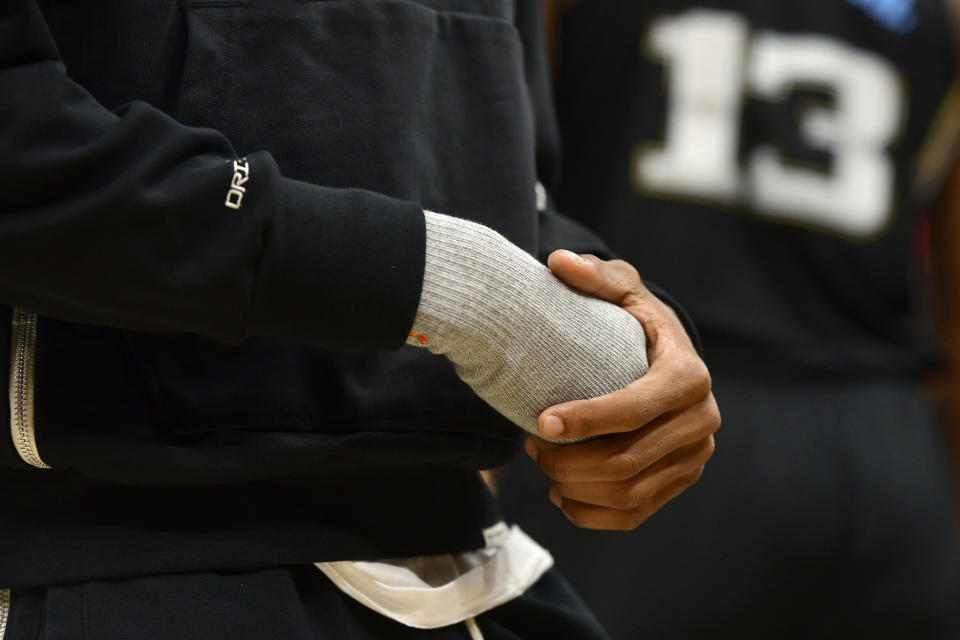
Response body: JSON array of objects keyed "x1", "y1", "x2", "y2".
[{"x1": 407, "y1": 211, "x2": 649, "y2": 442}]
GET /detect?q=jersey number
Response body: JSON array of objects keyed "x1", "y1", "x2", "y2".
[{"x1": 634, "y1": 9, "x2": 904, "y2": 238}]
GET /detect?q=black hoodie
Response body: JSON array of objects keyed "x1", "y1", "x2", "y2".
[{"x1": 0, "y1": 0, "x2": 635, "y2": 587}]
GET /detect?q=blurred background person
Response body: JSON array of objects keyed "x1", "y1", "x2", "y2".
[{"x1": 503, "y1": 0, "x2": 960, "y2": 637}]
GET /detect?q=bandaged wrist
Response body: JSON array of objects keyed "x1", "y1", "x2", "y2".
[{"x1": 407, "y1": 211, "x2": 648, "y2": 442}]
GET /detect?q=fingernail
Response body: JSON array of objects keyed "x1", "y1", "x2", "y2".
[
  {"x1": 562, "y1": 250, "x2": 585, "y2": 264},
  {"x1": 524, "y1": 438, "x2": 538, "y2": 461},
  {"x1": 549, "y1": 486, "x2": 563, "y2": 508},
  {"x1": 541, "y1": 415, "x2": 564, "y2": 438}
]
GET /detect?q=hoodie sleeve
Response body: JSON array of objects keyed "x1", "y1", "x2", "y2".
[{"x1": 0, "y1": 1, "x2": 425, "y2": 350}]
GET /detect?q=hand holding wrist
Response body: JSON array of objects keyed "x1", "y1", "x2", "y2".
[{"x1": 407, "y1": 211, "x2": 648, "y2": 441}]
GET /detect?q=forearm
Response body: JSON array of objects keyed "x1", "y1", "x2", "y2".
[
  {"x1": 408, "y1": 211, "x2": 649, "y2": 440},
  {"x1": 1, "y1": 1, "x2": 425, "y2": 349}
]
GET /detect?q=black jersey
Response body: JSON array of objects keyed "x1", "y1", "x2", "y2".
[{"x1": 554, "y1": 0, "x2": 959, "y2": 379}]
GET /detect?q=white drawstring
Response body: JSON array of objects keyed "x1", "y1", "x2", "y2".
[{"x1": 464, "y1": 616, "x2": 485, "y2": 640}]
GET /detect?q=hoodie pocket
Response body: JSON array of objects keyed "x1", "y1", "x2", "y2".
[
  {"x1": 173, "y1": 0, "x2": 533, "y2": 205},
  {"x1": 125, "y1": 0, "x2": 536, "y2": 437}
]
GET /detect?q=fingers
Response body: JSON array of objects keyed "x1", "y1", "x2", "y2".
[
  {"x1": 554, "y1": 468, "x2": 706, "y2": 531},
  {"x1": 529, "y1": 394, "x2": 720, "y2": 483},
  {"x1": 534, "y1": 251, "x2": 721, "y2": 531},
  {"x1": 551, "y1": 437, "x2": 715, "y2": 509},
  {"x1": 537, "y1": 355, "x2": 713, "y2": 440},
  {"x1": 546, "y1": 251, "x2": 644, "y2": 306},
  {"x1": 526, "y1": 392, "x2": 720, "y2": 532}
]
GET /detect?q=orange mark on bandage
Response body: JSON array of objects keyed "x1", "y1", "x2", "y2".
[{"x1": 409, "y1": 331, "x2": 429, "y2": 345}]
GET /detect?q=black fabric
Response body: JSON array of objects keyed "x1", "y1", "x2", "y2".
[
  {"x1": 0, "y1": 0, "x2": 656, "y2": 588},
  {"x1": 3, "y1": 566, "x2": 610, "y2": 640},
  {"x1": 502, "y1": 377, "x2": 960, "y2": 639},
  {"x1": 0, "y1": 467, "x2": 504, "y2": 589}
]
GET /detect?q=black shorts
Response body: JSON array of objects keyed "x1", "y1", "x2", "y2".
[
  {"x1": 4, "y1": 566, "x2": 609, "y2": 640},
  {"x1": 499, "y1": 376, "x2": 960, "y2": 640}
]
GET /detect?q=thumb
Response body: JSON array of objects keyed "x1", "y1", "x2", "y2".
[
  {"x1": 547, "y1": 250, "x2": 605, "y2": 297},
  {"x1": 547, "y1": 251, "x2": 641, "y2": 305}
]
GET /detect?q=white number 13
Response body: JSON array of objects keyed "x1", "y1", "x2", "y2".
[{"x1": 636, "y1": 9, "x2": 904, "y2": 238}]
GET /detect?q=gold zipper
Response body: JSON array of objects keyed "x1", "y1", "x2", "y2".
[
  {"x1": 0, "y1": 588, "x2": 9, "y2": 640},
  {"x1": 9, "y1": 309, "x2": 50, "y2": 469}
]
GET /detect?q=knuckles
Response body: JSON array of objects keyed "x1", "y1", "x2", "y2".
[
  {"x1": 608, "y1": 259, "x2": 640, "y2": 280},
  {"x1": 608, "y1": 450, "x2": 647, "y2": 481},
  {"x1": 690, "y1": 465, "x2": 706, "y2": 486},
  {"x1": 698, "y1": 395, "x2": 722, "y2": 437},
  {"x1": 537, "y1": 451, "x2": 571, "y2": 482},
  {"x1": 700, "y1": 435, "x2": 717, "y2": 462},
  {"x1": 624, "y1": 390, "x2": 656, "y2": 426},
  {"x1": 683, "y1": 391, "x2": 721, "y2": 441},
  {"x1": 616, "y1": 483, "x2": 656, "y2": 510},
  {"x1": 683, "y1": 357, "x2": 713, "y2": 401}
]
